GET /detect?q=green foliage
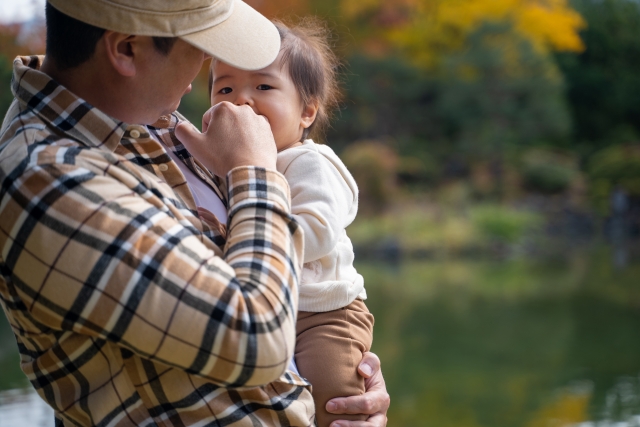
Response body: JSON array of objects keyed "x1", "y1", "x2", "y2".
[
  {"x1": 587, "y1": 144, "x2": 640, "y2": 214},
  {"x1": 470, "y1": 204, "x2": 542, "y2": 243},
  {"x1": 348, "y1": 201, "x2": 543, "y2": 253},
  {"x1": 178, "y1": 75, "x2": 211, "y2": 132},
  {"x1": 521, "y1": 149, "x2": 580, "y2": 194},
  {"x1": 348, "y1": 205, "x2": 481, "y2": 254},
  {"x1": 434, "y1": 24, "x2": 572, "y2": 160},
  {"x1": 557, "y1": 0, "x2": 640, "y2": 152},
  {"x1": 330, "y1": 54, "x2": 435, "y2": 153},
  {"x1": 0, "y1": 55, "x2": 14, "y2": 124},
  {"x1": 331, "y1": 23, "x2": 572, "y2": 175}
]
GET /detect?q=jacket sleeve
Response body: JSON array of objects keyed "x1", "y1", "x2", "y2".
[
  {"x1": 283, "y1": 150, "x2": 357, "y2": 263},
  {"x1": 2, "y1": 152, "x2": 302, "y2": 388}
]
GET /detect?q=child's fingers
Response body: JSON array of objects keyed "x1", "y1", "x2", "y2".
[{"x1": 197, "y1": 207, "x2": 216, "y2": 222}]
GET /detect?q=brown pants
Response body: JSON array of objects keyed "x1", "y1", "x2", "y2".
[{"x1": 295, "y1": 299, "x2": 375, "y2": 427}]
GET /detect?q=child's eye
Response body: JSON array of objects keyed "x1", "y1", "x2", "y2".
[
  {"x1": 257, "y1": 84, "x2": 273, "y2": 90},
  {"x1": 218, "y1": 87, "x2": 232, "y2": 95}
]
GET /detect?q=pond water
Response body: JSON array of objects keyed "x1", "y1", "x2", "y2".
[{"x1": 1, "y1": 246, "x2": 640, "y2": 426}]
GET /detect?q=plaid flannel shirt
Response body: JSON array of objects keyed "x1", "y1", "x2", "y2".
[{"x1": 0, "y1": 56, "x2": 314, "y2": 426}]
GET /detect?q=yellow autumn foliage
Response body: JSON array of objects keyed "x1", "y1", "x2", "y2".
[{"x1": 339, "y1": 0, "x2": 585, "y2": 68}]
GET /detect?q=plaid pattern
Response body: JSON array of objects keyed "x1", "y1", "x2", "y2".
[{"x1": 0, "y1": 56, "x2": 314, "y2": 426}]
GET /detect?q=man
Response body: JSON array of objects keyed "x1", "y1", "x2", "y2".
[{"x1": 0, "y1": 0, "x2": 389, "y2": 426}]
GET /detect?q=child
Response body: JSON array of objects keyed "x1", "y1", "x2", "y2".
[{"x1": 207, "y1": 19, "x2": 374, "y2": 427}]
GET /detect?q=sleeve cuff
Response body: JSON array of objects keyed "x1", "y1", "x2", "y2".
[{"x1": 226, "y1": 166, "x2": 292, "y2": 216}]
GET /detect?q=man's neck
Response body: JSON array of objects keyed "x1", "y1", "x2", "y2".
[
  {"x1": 40, "y1": 57, "x2": 132, "y2": 124},
  {"x1": 41, "y1": 57, "x2": 90, "y2": 92}
]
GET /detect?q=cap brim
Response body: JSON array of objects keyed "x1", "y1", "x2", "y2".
[{"x1": 181, "y1": 0, "x2": 280, "y2": 71}]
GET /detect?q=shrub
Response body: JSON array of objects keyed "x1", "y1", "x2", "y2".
[
  {"x1": 521, "y1": 148, "x2": 580, "y2": 194},
  {"x1": 470, "y1": 204, "x2": 542, "y2": 243},
  {"x1": 341, "y1": 140, "x2": 398, "y2": 215},
  {"x1": 588, "y1": 144, "x2": 640, "y2": 214}
]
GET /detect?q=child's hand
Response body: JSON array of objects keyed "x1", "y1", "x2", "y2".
[
  {"x1": 197, "y1": 207, "x2": 227, "y2": 238},
  {"x1": 175, "y1": 101, "x2": 277, "y2": 177}
]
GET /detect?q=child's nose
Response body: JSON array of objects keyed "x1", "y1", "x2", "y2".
[{"x1": 234, "y1": 92, "x2": 253, "y2": 107}]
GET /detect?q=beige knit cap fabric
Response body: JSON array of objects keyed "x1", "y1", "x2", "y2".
[{"x1": 46, "y1": 0, "x2": 280, "y2": 70}]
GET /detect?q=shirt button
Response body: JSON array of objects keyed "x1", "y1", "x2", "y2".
[
  {"x1": 130, "y1": 129, "x2": 141, "y2": 138},
  {"x1": 159, "y1": 163, "x2": 169, "y2": 172}
]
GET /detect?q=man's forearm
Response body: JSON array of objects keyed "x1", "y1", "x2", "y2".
[
  {"x1": 4, "y1": 158, "x2": 302, "y2": 388},
  {"x1": 218, "y1": 166, "x2": 304, "y2": 386}
]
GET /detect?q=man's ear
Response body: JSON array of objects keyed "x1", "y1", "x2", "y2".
[
  {"x1": 102, "y1": 31, "x2": 137, "y2": 77},
  {"x1": 301, "y1": 99, "x2": 319, "y2": 129}
]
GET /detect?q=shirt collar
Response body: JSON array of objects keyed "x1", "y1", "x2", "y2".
[{"x1": 11, "y1": 55, "x2": 126, "y2": 153}]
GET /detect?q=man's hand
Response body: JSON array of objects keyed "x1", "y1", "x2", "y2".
[
  {"x1": 326, "y1": 352, "x2": 390, "y2": 427},
  {"x1": 175, "y1": 101, "x2": 277, "y2": 177}
]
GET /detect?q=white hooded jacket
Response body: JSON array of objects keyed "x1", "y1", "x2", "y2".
[{"x1": 277, "y1": 139, "x2": 367, "y2": 312}]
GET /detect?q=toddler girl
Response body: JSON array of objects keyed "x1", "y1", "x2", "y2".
[{"x1": 207, "y1": 19, "x2": 374, "y2": 427}]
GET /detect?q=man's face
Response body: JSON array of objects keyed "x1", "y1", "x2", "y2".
[{"x1": 135, "y1": 38, "x2": 208, "y2": 124}]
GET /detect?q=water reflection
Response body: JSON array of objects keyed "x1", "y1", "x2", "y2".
[
  {"x1": 0, "y1": 247, "x2": 639, "y2": 426},
  {"x1": 360, "y1": 248, "x2": 640, "y2": 426},
  {"x1": 0, "y1": 389, "x2": 53, "y2": 427}
]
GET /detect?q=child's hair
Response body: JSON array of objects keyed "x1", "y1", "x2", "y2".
[{"x1": 209, "y1": 17, "x2": 341, "y2": 141}]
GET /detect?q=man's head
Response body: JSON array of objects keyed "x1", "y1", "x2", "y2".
[
  {"x1": 42, "y1": 0, "x2": 280, "y2": 124},
  {"x1": 45, "y1": 4, "x2": 178, "y2": 71}
]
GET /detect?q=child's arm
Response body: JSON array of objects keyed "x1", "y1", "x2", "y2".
[{"x1": 280, "y1": 149, "x2": 357, "y2": 263}]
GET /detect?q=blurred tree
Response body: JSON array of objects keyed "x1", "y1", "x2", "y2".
[
  {"x1": 0, "y1": 22, "x2": 45, "y2": 123},
  {"x1": 556, "y1": 0, "x2": 640, "y2": 153},
  {"x1": 244, "y1": 0, "x2": 311, "y2": 19},
  {"x1": 434, "y1": 24, "x2": 571, "y2": 157},
  {"x1": 338, "y1": 0, "x2": 585, "y2": 68},
  {"x1": 0, "y1": 22, "x2": 45, "y2": 60},
  {"x1": 329, "y1": 23, "x2": 573, "y2": 198},
  {"x1": 0, "y1": 56, "x2": 14, "y2": 119},
  {"x1": 588, "y1": 144, "x2": 640, "y2": 215},
  {"x1": 341, "y1": 140, "x2": 399, "y2": 215}
]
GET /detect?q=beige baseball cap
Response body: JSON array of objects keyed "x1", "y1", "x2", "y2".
[{"x1": 46, "y1": 0, "x2": 280, "y2": 70}]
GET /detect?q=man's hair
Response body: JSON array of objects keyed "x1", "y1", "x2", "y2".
[
  {"x1": 46, "y1": 3, "x2": 178, "y2": 70},
  {"x1": 208, "y1": 17, "x2": 341, "y2": 141}
]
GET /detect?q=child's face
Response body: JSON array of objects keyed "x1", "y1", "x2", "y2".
[{"x1": 210, "y1": 52, "x2": 317, "y2": 151}]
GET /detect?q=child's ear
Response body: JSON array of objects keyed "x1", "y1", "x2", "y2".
[{"x1": 301, "y1": 99, "x2": 319, "y2": 129}]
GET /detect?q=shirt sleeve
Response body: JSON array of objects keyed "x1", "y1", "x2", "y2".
[
  {"x1": 283, "y1": 150, "x2": 357, "y2": 263},
  {"x1": 3, "y1": 154, "x2": 302, "y2": 388}
]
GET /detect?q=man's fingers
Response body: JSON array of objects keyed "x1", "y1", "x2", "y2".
[
  {"x1": 177, "y1": 100, "x2": 276, "y2": 175},
  {"x1": 201, "y1": 108, "x2": 214, "y2": 133},
  {"x1": 358, "y1": 352, "x2": 380, "y2": 378},
  {"x1": 175, "y1": 121, "x2": 209, "y2": 164},
  {"x1": 329, "y1": 413, "x2": 388, "y2": 427},
  {"x1": 327, "y1": 352, "x2": 389, "y2": 426},
  {"x1": 326, "y1": 393, "x2": 384, "y2": 415},
  {"x1": 175, "y1": 121, "x2": 203, "y2": 146}
]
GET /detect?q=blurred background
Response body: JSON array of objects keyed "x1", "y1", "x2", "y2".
[{"x1": 1, "y1": 0, "x2": 640, "y2": 426}]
